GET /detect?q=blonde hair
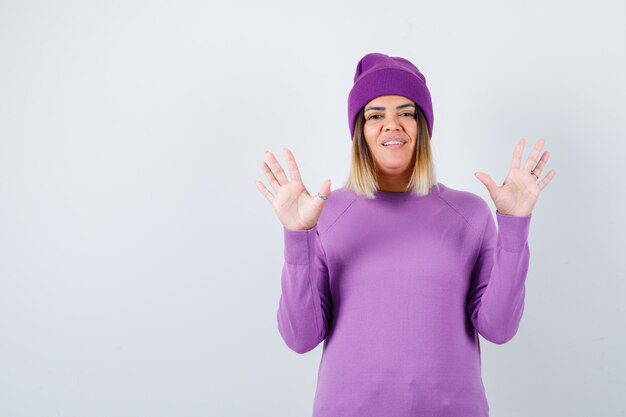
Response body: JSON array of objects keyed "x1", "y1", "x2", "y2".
[{"x1": 342, "y1": 104, "x2": 438, "y2": 198}]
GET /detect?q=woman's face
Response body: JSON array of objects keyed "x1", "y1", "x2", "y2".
[{"x1": 363, "y1": 95, "x2": 418, "y2": 180}]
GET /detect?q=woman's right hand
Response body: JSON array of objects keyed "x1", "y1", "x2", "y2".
[{"x1": 256, "y1": 148, "x2": 331, "y2": 231}]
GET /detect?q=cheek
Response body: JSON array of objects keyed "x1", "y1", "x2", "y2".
[
  {"x1": 405, "y1": 121, "x2": 419, "y2": 139},
  {"x1": 363, "y1": 125, "x2": 379, "y2": 145}
]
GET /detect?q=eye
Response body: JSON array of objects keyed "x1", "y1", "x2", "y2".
[
  {"x1": 401, "y1": 112, "x2": 416, "y2": 118},
  {"x1": 367, "y1": 114, "x2": 383, "y2": 120}
]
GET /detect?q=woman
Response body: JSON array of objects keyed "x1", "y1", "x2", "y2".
[{"x1": 255, "y1": 52, "x2": 555, "y2": 417}]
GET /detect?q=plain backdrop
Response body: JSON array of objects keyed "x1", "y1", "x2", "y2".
[{"x1": 1, "y1": 0, "x2": 625, "y2": 416}]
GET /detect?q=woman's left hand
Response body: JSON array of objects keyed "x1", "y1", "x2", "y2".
[{"x1": 474, "y1": 138, "x2": 556, "y2": 217}]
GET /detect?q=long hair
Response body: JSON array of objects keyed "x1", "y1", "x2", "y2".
[{"x1": 342, "y1": 104, "x2": 438, "y2": 198}]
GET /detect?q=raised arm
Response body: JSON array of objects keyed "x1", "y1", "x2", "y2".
[
  {"x1": 277, "y1": 224, "x2": 333, "y2": 353},
  {"x1": 466, "y1": 209, "x2": 532, "y2": 344},
  {"x1": 256, "y1": 148, "x2": 333, "y2": 353},
  {"x1": 469, "y1": 137, "x2": 555, "y2": 343}
]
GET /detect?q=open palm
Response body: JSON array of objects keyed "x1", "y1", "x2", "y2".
[
  {"x1": 474, "y1": 138, "x2": 556, "y2": 217},
  {"x1": 256, "y1": 148, "x2": 331, "y2": 231}
]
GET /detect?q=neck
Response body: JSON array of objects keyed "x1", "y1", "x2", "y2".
[{"x1": 376, "y1": 172, "x2": 412, "y2": 192}]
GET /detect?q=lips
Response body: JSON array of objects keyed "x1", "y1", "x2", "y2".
[{"x1": 382, "y1": 137, "x2": 407, "y2": 146}]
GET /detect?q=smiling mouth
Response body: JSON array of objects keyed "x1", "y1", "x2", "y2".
[{"x1": 382, "y1": 141, "x2": 406, "y2": 148}]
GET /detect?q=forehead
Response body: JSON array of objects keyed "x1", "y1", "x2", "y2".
[{"x1": 365, "y1": 94, "x2": 413, "y2": 108}]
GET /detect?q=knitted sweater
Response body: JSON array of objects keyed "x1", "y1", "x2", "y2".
[{"x1": 276, "y1": 182, "x2": 531, "y2": 417}]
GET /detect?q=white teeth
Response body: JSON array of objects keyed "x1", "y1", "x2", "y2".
[{"x1": 384, "y1": 141, "x2": 404, "y2": 146}]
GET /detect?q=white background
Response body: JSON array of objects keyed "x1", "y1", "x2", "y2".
[{"x1": 1, "y1": 0, "x2": 624, "y2": 416}]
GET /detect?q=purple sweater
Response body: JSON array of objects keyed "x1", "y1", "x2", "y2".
[{"x1": 277, "y1": 182, "x2": 531, "y2": 417}]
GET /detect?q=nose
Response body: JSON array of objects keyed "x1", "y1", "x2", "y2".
[{"x1": 384, "y1": 115, "x2": 401, "y2": 131}]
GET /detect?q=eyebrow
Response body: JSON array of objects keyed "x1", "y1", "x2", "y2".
[{"x1": 364, "y1": 103, "x2": 416, "y2": 113}]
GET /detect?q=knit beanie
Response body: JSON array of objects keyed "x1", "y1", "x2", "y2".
[{"x1": 347, "y1": 52, "x2": 434, "y2": 140}]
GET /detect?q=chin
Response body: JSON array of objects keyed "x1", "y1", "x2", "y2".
[{"x1": 379, "y1": 158, "x2": 412, "y2": 169}]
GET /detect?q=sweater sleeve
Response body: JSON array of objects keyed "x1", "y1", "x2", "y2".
[
  {"x1": 277, "y1": 224, "x2": 333, "y2": 354},
  {"x1": 466, "y1": 209, "x2": 532, "y2": 345}
]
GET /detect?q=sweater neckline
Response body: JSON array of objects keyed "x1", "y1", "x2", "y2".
[{"x1": 373, "y1": 182, "x2": 445, "y2": 200}]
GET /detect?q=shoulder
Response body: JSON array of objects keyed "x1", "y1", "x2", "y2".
[
  {"x1": 316, "y1": 187, "x2": 359, "y2": 232},
  {"x1": 436, "y1": 182, "x2": 492, "y2": 229}
]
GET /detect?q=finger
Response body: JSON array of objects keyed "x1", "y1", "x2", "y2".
[
  {"x1": 474, "y1": 172, "x2": 499, "y2": 201},
  {"x1": 323, "y1": 178, "x2": 331, "y2": 195},
  {"x1": 510, "y1": 138, "x2": 525, "y2": 170},
  {"x1": 523, "y1": 138, "x2": 546, "y2": 172},
  {"x1": 317, "y1": 178, "x2": 331, "y2": 201},
  {"x1": 538, "y1": 169, "x2": 556, "y2": 191},
  {"x1": 255, "y1": 179, "x2": 275, "y2": 203},
  {"x1": 531, "y1": 151, "x2": 551, "y2": 177},
  {"x1": 265, "y1": 150, "x2": 290, "y2": 186},
  {"x1": 259, "y1": 160, "x2": 281, "y2": 193},
  {"x1": 283, "y1": 148, "x2": 302, "y2": 183}
]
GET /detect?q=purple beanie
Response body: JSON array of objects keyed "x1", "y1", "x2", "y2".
[{"x1": 347, "y1": 52, "x2": 434, "y2": 140}]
